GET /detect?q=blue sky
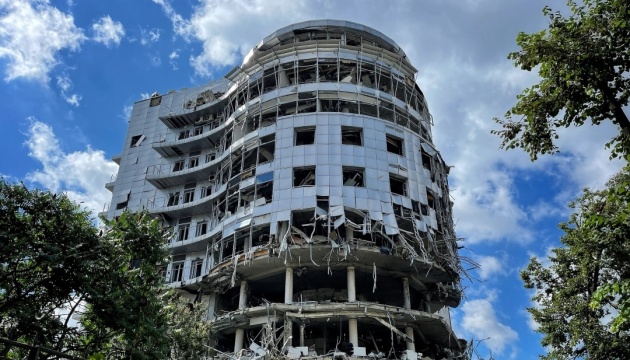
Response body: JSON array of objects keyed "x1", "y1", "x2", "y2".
[{"x1": 0, "y1": 0, "x2": 625, "y2": 358}]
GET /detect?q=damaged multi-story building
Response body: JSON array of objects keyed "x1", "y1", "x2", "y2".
[{"x1": 104, "y1": 20, "x2": 468, "y2": 360}]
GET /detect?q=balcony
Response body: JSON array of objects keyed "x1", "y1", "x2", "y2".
[{"x1": 152, "y1": 117, "x2": 229, "y2": 157}]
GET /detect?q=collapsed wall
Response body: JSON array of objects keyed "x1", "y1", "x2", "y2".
[{"x1": 104, "y1": 20, "x2": 468, "y2": 360}]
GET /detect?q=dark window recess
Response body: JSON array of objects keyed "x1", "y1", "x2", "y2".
[
  {"x1": 196, "y1": 222, "x2": 207, "y2": 237},
  {"x1": 427, "y1": 191, "x2": 435, "y2": 209},
  {"x1": 167, "y1": 192, "x2": 180, "y2": 206},
  {"x1": 342, "y1": 167, "x2": 365, "y2": 187},
  {"x1": 130, "y1": 135, "x2": 144, "y2": 147},
  {"x1": 295, "y1": 127, "x2": 315, "y2": 145},
  {"x1": 293, "y1": 167, "x2": 316, "y2": 187},
  {"x1": 389, "y1": 174, "x2": 407, "y2": 196},
  {"x1": 149, "y1": 95, "x2": 162, "y2": 107},
  {"x1": 115, "y1": 201, "x2": 128, "y2": 210},
  {"x1": 191, "y1": 261, "x2": 203, "y2": 278},
  {"x1": 421, "y1": 150, "x2": 432, "y2": 170},
  {"x1": 386, "y1": 134, "x2": 403, "y2": 155},
  {"x1": 194, "y1": 126, "x2": 203, "y2": 136},
  {"x1": 342, "y1": 127, "x2": 362, "y2": 146},
  {"x1": 173, "y1": 160, "x2": 184, "y2": 172},
  {"x1": 421, "y1": 204, "x2": 429, "y2": 216},
  {"x1": 171, "y1": 262, "x2": 184, "y2": 282},
  {"x1": 178, "y1": 130, "x2": 190, "y2": 140}
]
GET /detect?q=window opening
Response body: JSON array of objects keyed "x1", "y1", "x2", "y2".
[
  {"x1": 293, "y1": 167, "x2": 316, "y2": 187},
  {"x1": 341, "y1": 127, "x2": 363, "y2": 146},
  {"x1": 171, "y1": 262, "x2": 184, "y2": 282},
  {"x1": 191, "y1": 260, "x2": 203, "y2": 279},
  {"x1": 386, "y1": 134, "x2": 403, "y2": 155},
  {"x1": 206, "y1": 153, "x2": 216, "y2": 163},
  {"x1": 178, "y1": 224, "x2": 190, "y2": 241},
  {"x1": 178, "y1": 129, "x2": 190, "y2": 140},
  {"x1": 115, "y1": 201, "x2": 128, "y2": 210},
  {"x1": 167, "y1": 192, "x2": 180, "y2": 206},
  {"x1": 189, "y1": 155, "x2": 199, "y2": 168},
  {"x1": 196, "y1": 221, "x2": 208, "y2": 237},
  {"x1": 342, "y1": 167, "x2": 365, "y2": 187},
  {"x1": 194, "y1": 126, "x2": 203, "y2": 136},
  {"x1": 149, "y1": 95, "x2": 162, "y2": 107},
  {"x1": 183, "y1": 183, "x2": 196, "y2": 203},
  {"x1": 130, "y1": 135, "x2": 145, "y2": 147},
  {"x1": 389, "y1": 174, "x2": 407, "y2": 196},
  {"x1": 295, "y1": 127, "x2": 315, "y2": 145},
  {"x1": 421, "y1": 150, "x2": 432, "y2": 170},
  {"x1": 173, "y1": 160, "x2": 184, "y2": 172}
]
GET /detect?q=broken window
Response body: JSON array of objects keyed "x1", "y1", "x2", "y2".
[
  {"x1": 178, "y1": 129, "x2": 190, "y2": 140},
  {"x1": 341, "y1": 126, "x2": 362, "y2": 146},
  {"x1": 389, "y1": 174, "x2": 407, "y2": 196},
  {"x1": 386, "y1": 134, "x2": 403, "y2": 155},
  {"x1": 130, "y1": 135, "x2": 145, "y2": 147},
  {"x1": 167, "y1": 191, "x2": 180, "y2": 206},
  {"x1": 342, "y1": 167, "x2": 365, "y2": 187},
  {"x1": 196, "y1": 221, "x2": 207, "y2": 237},
  {"x1": 258, "y1": 134, "x2": 275, "y2": 164},
  {"x1": 427, "y1": 191, "x2": 435, "y2": 209},
  {"x1": 177, "y1": 218, "x2": 191, "y2": 240},
  {"x1": 173, "y1": 160, "x2": 184, "y2": 172},
  {"x1": 421, "y1": 149, "x2": 432, "y2": 170},
  {"x1": 149, "y1": 95, "x2": 162, "y2": 107},
  {"x1": 170, "y1": 262, "x2": 184, "y2": 282},
  {"x1": 206, "y1": 153, "x2": 216, "y2": 163},
  {"x1": 190, "y1": 259, "x2": 203, "y2": 279},
  {"x1": 194, "y1": 126, "x2": 203, "y2": 136},
  {"x1": 295, "y1": 127, "x2": 315, "y2": 145},
  {"x1": 115, "y1": 201, "x2": 128, "y2": 210},
  {"x1": 183, "y1": 188, "x2": 195, "y2": 203},
  {"x1": 177, "y1": 224, "x2": 190, "y2": 241},
  {"x1": 293, "y1": 166, "x2": 316, "y2": 187},
  {"x1": 188, "y1": 152, "x2": 200, "y2": 168}
]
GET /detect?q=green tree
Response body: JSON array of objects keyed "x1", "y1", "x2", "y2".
[
  {"x1": 164, "y1": 291, "x2": 211, "y2": 360},
  {"x1": 0, "y1": 180, "x2": 212, "y2": 359},
  {"x1": 492, "y1": 0, "x2": 630, "y2": 160},
  {"x1": 521, "y1": 168, "x2": 630, "y2": 359},
  {"x1": 0, "y1": 179, "x2": 102, "y2": 357}
]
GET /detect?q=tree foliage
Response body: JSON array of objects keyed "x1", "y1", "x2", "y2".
[
  {"x1": 522, "y1": 168, "x2": 630, "y2": 359},
  {"x1": 493, "y1": 0, "x2": 630, "y2": 160},
  {"x1": 0, "y1": 180, "x2": 211, "y2": 359}
]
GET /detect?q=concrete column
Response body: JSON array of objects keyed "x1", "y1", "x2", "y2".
[
  {"x1": 285, "y1": 267, "x2": 294, "y2": 304},
  {"x1": 283, "y1": 318, "x2": 293, "y2": 348},
  {"x1": 345, "y1": 225, "x2": 354, "y2": 243},
  {"x1": 299, "y1": 324, "x2": 305, "y2": 347},
  {"x1": 347, "y1": 266, "x2": 356, "y2": 302},
  {"x1": 405, "y1": 326, "x2": 415, "y2": 351},
  {"x1": 239, "y1": 280, "x2": 248, "y2": 310},
  {"x1": 348, "y1": 318, "x2": 359, "y2": 347},
  {"x1": 278, "y1": 221, "x2": 289, "y2": 244},
  {"x1": 234, "y1": 328, "x2": 245, "y2": 352},
  {"x1": 207, "y1": 291, "x2": 218, "y2": 320},
  {"x1": 423, "y1": 293, "x2": 431, "y2": 313},
  {"x1": 402, "y1": 277, "x2": 411, "y2": 310}
]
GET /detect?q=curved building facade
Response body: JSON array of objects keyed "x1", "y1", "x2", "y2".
[{"x1": 105, "y1": 20, "x2": 466, "y2": 360}]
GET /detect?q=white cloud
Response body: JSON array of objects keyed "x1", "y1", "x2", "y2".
[
  {"x1": 475, "y1": 255, "x2": 505, "y2": 281},
  {"x1": 91, "y1": 15, "x2": 125, "y2": 47},
  {"x1": 0, "y1": 0, "x2": 86, "y2": 82},
  {"x1": 168, "y1": 49, "x2": 179, "y2": 70},
  {"x1": 153, "y1": 0, "x2": 312, "y2": 76},
  {"x1": 140, "y1": 27, "x2": 160, "y2": 45},
  {"x1": 55, "y1": 73, "x2": 81, "y2": 106},
  {"x1": 460, "y1": 296, "x2": 519, "y2": 355},
  {"x1": 24, "y1": 119, "x2": 119, "y2": 216}
]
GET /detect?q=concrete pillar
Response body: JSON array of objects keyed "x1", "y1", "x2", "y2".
[
  {"x1": 278, "y1": 221, "x2": 289, "y2": 244},
  {"x1": 239, "y1": 280, "x2": 248, "y2": 310},
  {"x1": 299, "y1": 324, "x2": 305, "y2": 347},
  {"x1": 345, "y1": 225, "x2": 354, "y2": 243},
  {"x1": 283, "y1": 318, "x2": 293, "y2": 348},
  {"x1": 285, "y1": 267, "x2": 294, "y2": 304},
  {"x1": 405, "y1": 326, "x2": 415, "y2": 351},
  {"x1": 234, "y1": 328, "x2": 245, "y2": 352},
  {"x1": 347, "y1": 266, "x2": 356, "y2": 302},
  {"x1": 402, "y1": 277, "x2": 411, "y2": 310},
  {"x1": 207, "y1": 291, "x2": 218, "y2": 320},
  {"x1": 348, "y1": 318, "x2": 359, "y2": 347},
  {"x1": 423, "y1": 293, "x2": 431, "y2": 313}
]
